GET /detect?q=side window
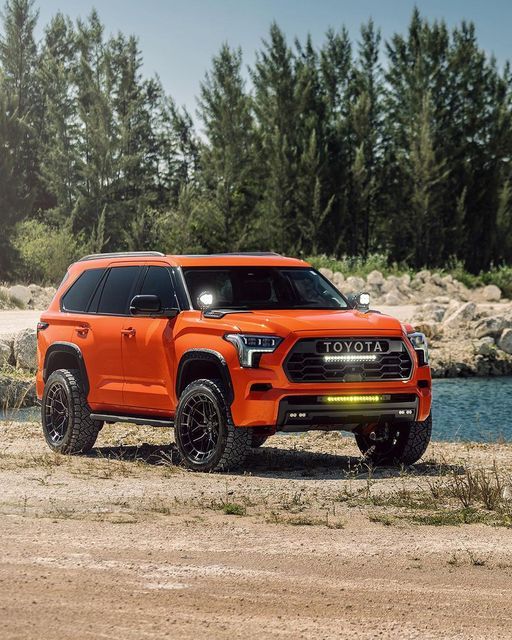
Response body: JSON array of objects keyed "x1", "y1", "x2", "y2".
[
  {"x1": 61, "y1": 268, "x2": 105, "y2": 312},
  {"x1": 140, "y1": 266, "x2": 177, "y2": 308},
  {"x1": 97, "y1": 266, "x2": 141, "y2": 315}
]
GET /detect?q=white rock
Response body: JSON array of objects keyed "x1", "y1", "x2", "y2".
[
  {"x1": 319, "y1": 267, "x2": 334, "y2": 281},
  {"x1": 366, "y1": 270, "x2": 385, "y2": 287},
  {"x1": 13, "y1": 328, "x2": 37, "y2": 371},
  {"x1": 345, "y1": 276, "x2": 365, "y2": 292},
  {"x1": 443, "y1": 302, "x2": 477, "y2": 328},
  {"x1": 498, "y1": 328, "x2": 512, "y2": 355},
  {"x1": 331, "y1": 272, "x2": 344, "y2": 286},
  {"x1": 473, "y1": 316, "x2": 508, "y2": 338},
  {"x1": 474, "y1": 336, "x2": 495, "y2": 356},
  {"x1": 0, "y1": 336, "x2": 12, "y2": 367},
  {"x1": 416, "y1": 270, "x2": 431, "y2": 282},
  {"x1": 401, "y1": 273, "x2": 411, "y2": 287},
  {"x1": 383, "y1": 290, "x2": 401, "y2": 305},
  {"x1": 7, "y1": 285, "x2": 30, "y2": 306},
  {"x1": 482, "y1": 284, "x2": 502, "y2": 302}
]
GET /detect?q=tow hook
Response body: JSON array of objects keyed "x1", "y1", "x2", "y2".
[{"x1": 369, "y1": 424, "x2": 389, "y2": 442}]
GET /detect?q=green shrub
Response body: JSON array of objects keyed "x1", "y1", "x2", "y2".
[{"x1": 13, "y1": 219, "x2": 83, "y2": 285}]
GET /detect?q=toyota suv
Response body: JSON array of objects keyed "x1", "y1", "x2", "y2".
[{"x1": 36, "y1": 251, "x2": 432, "y2": 471}]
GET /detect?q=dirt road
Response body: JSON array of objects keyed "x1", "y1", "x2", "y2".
[{"x1": 2, "y1": 421, "x2": 512, "y2": 639}]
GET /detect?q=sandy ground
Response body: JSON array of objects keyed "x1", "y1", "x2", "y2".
[{"x1": 2, "y1": 421, "x2": 512, "y2": 640}]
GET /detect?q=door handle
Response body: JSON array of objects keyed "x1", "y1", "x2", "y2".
[
  {"x1": 121, "y1": 327, "x2": 136, "y2": 337},
  {"x1": 75, "y1": 324, "x2": 90, "y2": 338}
]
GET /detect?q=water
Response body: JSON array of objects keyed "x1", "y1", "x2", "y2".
[
  {"x1": 432, "y1": 377, "x2": 512, "y2": 443},
  {"x1": 1, "y1": 378, "x2": 512, "y2": 443}
]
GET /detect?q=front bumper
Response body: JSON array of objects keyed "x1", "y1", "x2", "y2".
[{"x1": 277, "y1": 393, "x2": 419, "y2": 432}]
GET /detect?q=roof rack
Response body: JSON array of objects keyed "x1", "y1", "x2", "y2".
[
  {"x1": 182, "y1": 252, "x2": 282, "y2": 257},
  {"x1": 78, "y1": 251, "x2": 165, "y2": 262}
]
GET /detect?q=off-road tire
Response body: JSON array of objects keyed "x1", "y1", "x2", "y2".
[
  {"x1": 251, "y1": 432, "x2": 269, "y2": 448},
  {"x1": 355, "y1": 413, "x2": 432, "y2": 466},
  {"x1": 42, "y1": 369, "x2": 103, "y2": 454},
  {"x1": 175, "y1": 378, "x2": 251, "y2": 472}
]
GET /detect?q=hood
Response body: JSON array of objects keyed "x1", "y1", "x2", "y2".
[{"x1": 218, "y1": 309, "x2": 404, "y2": 336}]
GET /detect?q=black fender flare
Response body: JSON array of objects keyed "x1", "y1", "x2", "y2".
[
  {"x1": 43, "y1": 342, "x2": 90, "y2": 396},
  {"x1": 176, "y1": 349, "x2": 234, "y2": 404}
]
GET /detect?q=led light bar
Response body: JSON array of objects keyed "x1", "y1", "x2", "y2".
[
  {"x1": 323, "y1": 354, "x2": 378, "y2": 363},
  {"x1": 323, "y1": 395, "x2": 384, "y2": 403}
]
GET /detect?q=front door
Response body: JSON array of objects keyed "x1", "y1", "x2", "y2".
[{"x1": 122, "y1": 265, "x2": 177, "y2": 413}]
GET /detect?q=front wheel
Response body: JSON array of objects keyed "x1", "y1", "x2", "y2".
[
  {"x1": 174, "y1": 379, "x2": 251, "y2": 472},
  {"x1": 355, "y1": 414, "x2": 432, "y2": 466}
]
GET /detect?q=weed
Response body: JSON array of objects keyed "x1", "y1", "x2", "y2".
[{"x1": 222, "y1": 502, "x2": 246, "y2": 516}]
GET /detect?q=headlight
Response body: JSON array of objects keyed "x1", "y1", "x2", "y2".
[
  {"x1": 408, "y1": 332, "x2": 429, "y2": 366},
  {"x1": 224, "y1": 333, "x2": 283, "y2": 367}
]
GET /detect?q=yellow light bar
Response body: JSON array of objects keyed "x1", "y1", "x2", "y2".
[
  {"x1": 324, "y1": 395, "x2": 383, "y2": 403},
  {"x1": 324, "y1": 354, "x2": 377, "y2": 362}
]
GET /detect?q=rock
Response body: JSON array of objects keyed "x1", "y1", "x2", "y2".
[
  {"x1": 13, "y1": 328, "x2": 37, "y2": 371},
  {"x1": 366, "y1": 270, "x2": 385, "y2": 287},
  {"x1": 401, "y1": 273, "x2": 411, "y2": 287},
  {"x1": 345, "y1": 276, "x2": 365, "y2": 292},
  {"x1": 414, "y1": 321, "x2": 442, "y2": 339},
  {"x1": 0, "y1": 375, "x2": 36, "y2": 408},
  {"x1": 416, "y1": 270, "x2": 431, "y2": 282},
  {"x1": 383, "y1": 289, "x2": 401, "y2": 305},
  {"x1": 0, "y1": 336, "x2": 13, "y2": 367},
  {"x1": 498, "y1": 328, "x2": 512, "y2": 355},
  {"x1": 474, "y1": 336, "x2": 495, "y2": 357},
  {"x1": 482, "y1": 284, "x2": 502, "y2": 302},
  {"x1": 7, "y1": 285, "x2": 30, "y2": 306},
  {"x1": 331, "y1": 272, "x2": 344, "y2": 287},
  {"x1": 431, "y1": 273, "x2": 445, "y2": 287},
  {"x1": 319, "y1": 267, "x2": 334, "y2": 281},
  {"x1": 443, "y1": 302, "x2": 477, "y2": 328},
  {"x1": 473, "y1": 316, "x2": 508, "y2": 338}
]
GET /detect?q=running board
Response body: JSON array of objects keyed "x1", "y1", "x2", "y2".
[{"x1": 90, "y1": 413, "x2": 174, "y2": 428}]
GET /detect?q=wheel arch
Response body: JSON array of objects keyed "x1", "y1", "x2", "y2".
[
  {"x1": 43, "y1": 342, "x2": 89, "y2": 395},
  {"x1": 176, "y1": 349, "x2": 234, "y2": 404}
]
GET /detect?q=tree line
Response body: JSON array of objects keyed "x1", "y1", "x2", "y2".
[{"x1": 1, "y1": 0, "x2": 511, "y2": 282}]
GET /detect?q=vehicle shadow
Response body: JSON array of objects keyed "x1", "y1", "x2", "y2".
[{"x1": 92, "y1": 442, "x2": 463, "y2": 481}]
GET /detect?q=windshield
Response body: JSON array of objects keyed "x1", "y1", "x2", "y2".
[{"x1": 183, "y1": 267, "x2": 348, "y2": 310}]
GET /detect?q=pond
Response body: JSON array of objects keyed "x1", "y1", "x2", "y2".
[{"x1": 1, "y1": 378, "x2": 512, "y2": 443}]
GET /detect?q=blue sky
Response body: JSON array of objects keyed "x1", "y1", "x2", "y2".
[{"x1": 34, "y1": 0, "x2": 512, "y2": 115}]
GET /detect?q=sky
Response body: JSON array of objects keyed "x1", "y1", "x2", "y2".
[{"x1": 34, "y1": 0, "x2": 512, "y2": 117}]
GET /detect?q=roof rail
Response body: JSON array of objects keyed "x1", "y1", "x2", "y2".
[
  {"x1": 182, "y1": 252, "x2": 282, "y2": 257},
  {"x1": 78, "y1": 251, "x2": 165, "y2": 262}
]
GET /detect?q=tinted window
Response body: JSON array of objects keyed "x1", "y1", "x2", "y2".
[
  {"x1": 61, "y1": 268, "x2": 105, "y2": 312},
  {"x1": 140, "y1": 266, "x2": 176, "y2": 308},
  {"x1": 97, "y1": 267, "x2": 141, "y2": 315}
]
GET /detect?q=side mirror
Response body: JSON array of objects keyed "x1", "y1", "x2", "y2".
[
  {"x1": 348, "y1": 291, "x2": 370, "y2": 311},
  {"x1": 130, "y1": 295, "x2": 179, "y2": 318}
]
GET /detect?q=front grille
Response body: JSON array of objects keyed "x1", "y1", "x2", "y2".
[{"x1": 284, "y1": 338, "x2": 413, "y2": 383}]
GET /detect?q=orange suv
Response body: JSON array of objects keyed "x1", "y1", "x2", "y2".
[{"x1": 36, "y1": 252, "x2": 432, "y2": 471}]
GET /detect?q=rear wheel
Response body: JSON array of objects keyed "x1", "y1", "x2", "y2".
[
  {"x1": 355, "y1": 414, "x2": 432, "y2": 466},
  {"x1": 42, "y1": 369, "x2": 103, "y2": 454},
  {"x1": 175, "y1": 379, "x2": 251, "y2": 472}
]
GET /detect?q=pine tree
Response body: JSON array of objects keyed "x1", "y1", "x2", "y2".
[{"x1": 197, "y1": 43, "x2": 257, "y2": 250}]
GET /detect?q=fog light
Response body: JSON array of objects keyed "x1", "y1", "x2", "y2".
[{"x1": 323, "y1": 395, "x2": 383, "y2": 403}]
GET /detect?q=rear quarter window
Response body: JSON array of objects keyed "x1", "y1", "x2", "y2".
[{"x1": 61, "y1": 268, "x2": 105, "y2": 312}]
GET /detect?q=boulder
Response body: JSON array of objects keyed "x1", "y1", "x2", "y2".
[
  {"x1": 319, "y1": 267, "x2": 334, "y2": 281},
  {"x1": 0, "y1": 336, "x2": 13, "y2": 367},
  {"x1": 443, "y1": 302, "x2": 477, "y2": 328},
  {"x1": 482, "y1": 284, "x2": 502, "y2": 302},
  {"x1": 416, "y1": 270, "x2": 431, "y2": 282},
  {"x1": 473, "y1": 316, "x2": 508, "y2": 338},
  {"x1": 474, "y1": 336, "x2": 495, "y2": 357},
  {"x1": 414, "y1": 321, "x2": 442, "y2": 339},
  {"x1": 383, "y1": 289, "x2": 401, "y2": 306},
  {"x1": 13, "y1": 328, "x2": 37, "y2": 371},
  {"x1": 345, "y1": 276, "x2": 365, "y2": 292},
  {"x1": 7, "y1": 285, "x2": 30, "y2": 306},
  {"x1": 331, "y1": 271, "x2": 344, "y2": 287},
  {"x1": 366, "y1": 270, "x2": 385, "y2": 287},
  {"x1": 498, "y1": 328, "x2": 512, "y2": 355},
  {"x1": 401, "y1": 273, "x2": 411, "y2": 287}
]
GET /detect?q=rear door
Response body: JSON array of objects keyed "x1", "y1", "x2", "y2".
[
  {"x1": 77, "y1": 265, "x2": 142, "y2": 409},
  {"x1": 121, "y1": 265, "x2": 178, "y2": 413}
]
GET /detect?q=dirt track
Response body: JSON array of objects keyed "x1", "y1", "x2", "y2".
[{"x1": 2, "y1": 421, "x2": 512, "y2": 639}]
